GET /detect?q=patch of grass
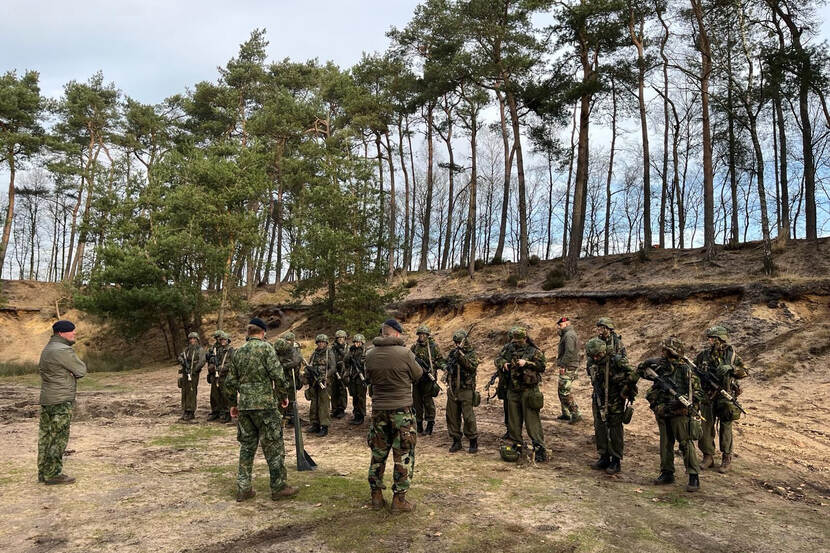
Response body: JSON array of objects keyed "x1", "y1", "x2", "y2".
[
  {"x1": 486, "y1": 477, "x2": 503, "y2": 489},
  {"x1": 0, "y1": 351, "x2": 140, "y2": 378},
  {"x1": 403, "y1": 278, "x2": 419, "y2": 289},
  {"x1": 150, "y1": 424, "x2": 227, "y2": 448},
  {"x1": 0, "y1": 361, "x2": 39, "y2": 377}
]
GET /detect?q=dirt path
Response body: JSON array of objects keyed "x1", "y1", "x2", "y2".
[{"x1": 1, "y1": 363, "x2": 828, "y2": 553}]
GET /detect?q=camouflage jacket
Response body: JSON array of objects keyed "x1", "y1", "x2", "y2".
[
  {"x1": 345, "y1": 345, "x2": 367, "y2": 382},
  {"x1": 497, "y1": 341, "x2": 546, "y2": 391},
  {"x1": 332, "y1": 341, "x2": 348, "y2": 376},
  {"x1": 411, "y1": 339, "x2": 445, "y2": 377},
  {"x1": 587, "y1": 331, "x2": 626, "y2": 373},
  {"x1": 591, "y1": 353, "x2": 638, "y2": 413},
  {"x1": 306, "y1": 347, "x2": 336, "y2": 387},
  {"x1": 224, "y1": 337, "x2": 287, "y2": 411},
  {"x1": 179, "y1": 344, "x2": 206, "y2": 375},
  {"x1": 694, "y1": 343, "x2": 747, "y2": 399},
  {"x1": 446, "y1": 344, "x2": 479, "y2": 392},
  {"x1": 208, "y1": 345, "x2": 234, "y2": 378},
  {"x1": 641, "y1": 357, "x2": 703, "y2": 416},
  {"x1": 556, "y1": 326, "x2": 579, "y2": 369}
]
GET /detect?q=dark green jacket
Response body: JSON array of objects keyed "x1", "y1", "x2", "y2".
[
  {"x1": 499, "y1": 341, "x2": 546, "y2": 391},
  {"x1": 411, "y1": 339, "x2": 445, "y2": 376},
  {"x1": 446, "y1": 344, "x2": 479, "y2": 392},
  {"x1": 224, "y1": 338, "x2": 287, "y2": 411},
  {"x1": 642, "y1": 357, "x2": 703, "y2": 417},
  {"x1": 39, "y1": 335, "x2": 87, "y2": 405},
  {"x1": 557, "y1": 325, "x2": 579, "y2": 369},
  {"x1": 591, "y1": 353, "x2": 638, "y2": 413}
]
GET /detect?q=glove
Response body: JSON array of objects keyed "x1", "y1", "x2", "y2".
[{"x1": 715, "y1": 364, "x2": 733, "y2": 379}]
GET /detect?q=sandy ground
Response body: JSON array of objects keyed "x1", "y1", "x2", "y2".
[{"x1": 0, "y1": 356, "x2": 828, "y2": 553}]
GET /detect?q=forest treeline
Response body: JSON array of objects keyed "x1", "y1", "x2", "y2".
[{"x1": 1, "y1": 0, "x2": 829, "y2": 341}]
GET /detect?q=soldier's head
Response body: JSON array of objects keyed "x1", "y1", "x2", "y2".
[
  {"x1": 511, "y1": 326, "x2": 527, "y2": 344},
  {"x1": 219, "y1": 331, "x2": 230, "y2": 346},
  {"x1": 660, "y1": 336, "x2": 685, "y2": 359},
  {"x1": 416, "y1": 325, "x2": 430, "y2": 343},
  {"x1": 315, "y1": 334, "x2": 329, "y2": 349},
  {"x1": 596, "y1": 317, "x2": 614, "y2": 338},
  {"x1": 585, "y1": 337, "x2": 607, "y2": 362},
  {"x1": 212, "y1": 329, "x2": 223, "y2": 342},
  {"x1": 452, "y1": 330, "x2": 467, "y2": 345},
  {"x1": 282, "y1": 331, "x2": 296, "y2": 343},
  {"x1": 381, "y1": 319, "x2": 404, "y2": 338},
  {"x1": 52, "y1": 320, "x2": 76, "y2": 343},
  {"x1": 705, "y1": 325, "x2": 729, "y2": 347},
  {"x1": 335, "y1": 329, "x2": 348, "y2": 344},
  {"x1": 188, "y1": 331, "x2": 200, "y2": 345},
  {"x1": 352, "y1": 334, "x2": 365, "y2": 346},
  {"x1": 273, "y1": 338, "x2": 291, "y2": 353},
  {"x1": 556, "y1": 317, "x2": 571, "y2": 331},
  {"x1": 247, "y1": 318, "x2": 267, "y2": 339}
]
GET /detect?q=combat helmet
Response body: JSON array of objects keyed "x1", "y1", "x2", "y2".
[
  {"x1": 452, "y1": 330, "x2": 467, "y2": 343},
  {"x1": 499, "y1": 444, "x2": 520, "y2": 462},
  {"x1": 706, "y1": 325, "x2": 729, "y2": 343},
  {"x1": 315, "y1": 334, "x2": 329, "y2": 343},
  {"x1": 282, "y1": 331, "x2": 296, "y2": 342},
  {"x1": 660, "y1": 336, "x2": 685, "y2": 357},
  {"x1": 220, "y1": 331, "x2": 231, "y2": 342},
  {"x1": 335, "y1": 330, "x2": 348, "y2": 339},
  {"x1": 352, "y1": 334, "x2": 366, "y2": 343},
  {"x1": 596, "y1": 317, "x2": 615, "y2": 330},
  {"x1": 212, "y1": 330, "x2": 223, "y2": 339},
  {"x1": 585, "y1": 337, "x2": 607, "y2": 357},
  {"x1": 188, "y1": 332, "x2": 200, "y2": 339},
  {"x1": 416, "y1": 325, "x2": 431, "y2": 336},
  {"x1": 511, "y1": 326, "x2": 527, "y2": 340},
  {"x1": 273, "y1": 338, "x2": 291, "y2": 353}
]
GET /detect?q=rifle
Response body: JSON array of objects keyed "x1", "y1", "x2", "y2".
[
  {"x1": 641, "y1": 362, "x2": 703, "y2": 419},
  {"x1": 682, "y1": 355, "x2": 747, "y2": 415},
  {"x1": 178, "y1": 349, "x2": 198, "y2": 382},
  {"x1": 289, "y1": 368, "x2": 316, "y2": 471},
  {"x1": 306, "y1": 351, "x2": 327, "y2": 390},
  {"x1": 448, "y1": 323, "x2": 477, "y2": 397}
]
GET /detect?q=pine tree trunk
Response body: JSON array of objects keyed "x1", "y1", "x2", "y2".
[
  {"x1": 605, "y1": 79, "x2": 617, "y2": 257},
  {"x1": 398, "y1": 119, "x2": 411, "y2": 273},
  {"x1": 385, "y1": 131, "x2": 396, "y2": 277},
  {"x1": 418, "y1": 106, "x2": 434, "y2": 272},
  {"x1": 506, "y1": 90, "x2": 529, "y2": 276},
  {"x1": 691, "y1": 0, "x2": 715, "y2": 259},
  {"x1": 467, "y1": 117, "x2": 478, "y2": 278},
  {"x1": 492, "y1": 90, "x2": 512, "y2": 263},
  {"x1": 0, "y1": 153, "x2": 16, "y2": 279}
]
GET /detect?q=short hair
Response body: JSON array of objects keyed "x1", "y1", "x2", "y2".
[
  {"x1": 381, "y1": 324, "x2": 400, "y2": 337},
  {"x1": 247, "y1": 324, "x2": 265, "y2": 336}
]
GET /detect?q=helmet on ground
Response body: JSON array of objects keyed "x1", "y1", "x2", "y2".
[
  {"x1": 282, "y1": 331, "x2": 296, "y2": 342},
  {"x1": 353, "y1": 334, "x2": 366, "y2": 343},
  {"x1": 453, "y1": 330, "x2": 467, "y2": 343},
  {"x1": 499, "y1": 444, "x2": 520, "y2": 462},
  {"x1": 315, "y1": 334, "x2": 329, "y2": 343},
  {"x1": 706, "y1": 325, "x2": 729, "y2": 342},
  {"x1": 416, "y1": 325, "x2": 431, "y2": 335},
  {"x1": 596, "y1": 317, "x2": 615, "y2": 330},
  {"x1": 660, "y1": 336, "x2": 685, "y2": 356},
  {"x1": 585, "y1": 338, "x2": 607, "y2": 357},
  {"x1": 335, "y1": 330, "x2": 348, "y2": 339},
  {"x1": 188, "y1": 332, "x2": 200, "y2": 339}
]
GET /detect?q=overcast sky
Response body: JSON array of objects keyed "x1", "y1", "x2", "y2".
[{"x1": 3, "y1": 1, "x2": 830, "y2": 104}]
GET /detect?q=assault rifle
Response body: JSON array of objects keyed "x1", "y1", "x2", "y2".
[
  {"x1": 289, "y1": 368, "x2": 316, "y2": 471},
  {"x1": 305, "y1": 353, "x2": 327, "y2": 390},
  {"x1": 177, "y1": 349, "x2": 199, "y2": 382},
  {"x1": 682, "y1": 355, "x2": 747, "y2": 415},
  {"x1": 640, "y1": 361, "x2": 702, "y2": 418},
  {"x1": 346, "y1": 350, "x2": 366, "y2": 383},
  {"x1": 446, "y1": 323, "x2": 477, "y2": 397}
]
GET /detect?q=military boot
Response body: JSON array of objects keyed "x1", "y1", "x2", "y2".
[
  {"x1": 272, "y1": 486, "x2": 299, "y2": 500},
  {"x1": 718, "y1": 454, "x2": 732, "y2": 473},
  {"x1": 654, "y1": 471, "x2": 675, "y2": 485},
  {"x1": 556, "y1": 413, "x2": 571, "y2": 421},
  {"x1": 390, "y1": 492, "x2": 416, "y2": 513},
  {"x1": 236, "y1": 489, "x2": 256, "y2": 502},
  {"x1": 425, "y1": 421, "x2": 434, "y2": 435},
  {"x1": 534, "y1": 446, "x2": 547, "y2": 463},
  {"x1": 701, "y1": 454, "x2": 715, "y2": 470},
  {"x1": 309, "y1": 423, "x2": 321, "y2": 434},
  {"x1": 349, "y1": 415, "x2": 364, "y2": 426},
  {"x1": 605, "y1": 456, "x2": 621, "y2": 475},
  {"x1": 591, "y1": 455, "x2": 611, "y2": 470},
  {"x1": 417, "y1": 421, "x2": 424, "y2": 435},
  {"x1": 686, "y1": 473, "x2": 700, "y2": 492},
  {"x1": 206, "y1": 412, "x2": 219, "y2": 421},
  {"x1": 449, "y1": 438, "x2": 463, "y2": 453},
  {"x1": 501, "y1": 430, "x2": 511, "y2": 440},
  {"x1": 317, "y1": 425, "x2": 329, "y2": 437},
  {"x1": 468, "y1": 438, "x2": 478, "y2": 454},
  {"x1": 369, "y1": 489, "x2": 386, "y2": 510},
  {"x1": 333, "y1": 409, "x2": 346, "y2": 419},
  {"x1": 569, "y1": 412, "x2": 583, "y2": 425},
  {"x1": 45, "y1": 474, "x2": 76, "y2": 485}
]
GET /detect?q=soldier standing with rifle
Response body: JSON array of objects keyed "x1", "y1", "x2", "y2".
[
  {"x1": 345, "y1": 334, "x2": 368, "y2": 425},
  {"x1": 445, "y1": 328, "x2": 480, "y2": 454},
  {"x1": 206, "y1": 330, "x2": 223, "y2": 421},
  {"x1": 502, "y1": 327, "x2": 548, "y2": 463},
  {"x1": 694, "y1": 325, "x2": 748, "y2": 473},
  {"x1": 410, "y1": 325, "x2": 444, "y2": 436},
  {"x1": 305, "y1": 334, "x2": 336, "y2": 437},
  {"x1": 555, "y1": 317, "x2": 581, "y2": 423},
  {"x1": 273, "y1": 338, "x2": 302, "y2": 427},
  {"x1": 488, "y1": 329, "x2": 514, "y2": 440},
  {"x1": 638, "y1": 337, "x2": 704, "y2": 492},
  {"x1": 330, "y1": 330, "x2": 349, "y2": 419},
  {"x1": 178, "y1": 332, "x2": 206, "y2": 421}
]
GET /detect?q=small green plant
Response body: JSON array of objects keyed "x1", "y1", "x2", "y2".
[
  {"x1": 529, "y1": 254, "x2": 541, "y2": 266},
  {"x1": 542, "y1": 266, "x2": 566, "y2": 290},
  {"x1": 488, "y1": 256, "x2": 507, "y2": 266},
  {"x1": 506, "y1": 274, "x2": 520, "y2": 287},
  {"x1": 403, "y1": 278, "x2": 418, "y2": 289}
]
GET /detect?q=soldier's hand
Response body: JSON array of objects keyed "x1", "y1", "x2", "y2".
[
  {"x1": 518, "y1": 359, "x2": 527, "y2": 367},
  {"x1": 559, "y1": 366, "x2": 566, "y2": 376},
  {"x1": 502, "y1": 363, "x2": 509, "y2": 371},
  {"x1": 280, "y1": 398, "x2": 289, "y2": 409},
  {"x1": 230, "y1": 406, "x2": 239, "y2": 419}
]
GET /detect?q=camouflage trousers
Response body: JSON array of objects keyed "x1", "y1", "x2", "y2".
[
  {"x1": 348, "y1": 379, "x2": 367, "y2": 419},
  {"x1": 412, "y1": 378, "x2": 436, "y2": 423},
  {"x1": 446, "y1": 388, "x2": 478, "y2": 440},
  {"x1": 180, "y1": 371, "x2": 199, "y2": 413},
  {"x1": 307, "y1": 385, "x2": 331, "y2": 426},
  {"x1": 592, "y1": 397, "x2": 625, "y2": 459},
  {"x1": 698, "y1": 400, "x2": 734, "y2": 455},
  {"x1": 657, "y1": 415, "x2": 700, "y2": 476},
  {"x1": 37, "y1": 401, "x2": 73, "y2": 481},
  {"x1": 367, "y1": 408, "x2": 416, "y2": 493},
  {"x1": 236, "y1": 409, "x2": 287, "y2": 494},
  {"x1": 329, "y1": 376, "x2": 348, "y2": 413},
  {"x1": 507, "y1": 387, "x2": 545, "y2": 449},
  {"x1": 558, "y1": 368, "x2": 580, "y2": 417},
  {"x1": 209, "y1": 375, "x2": 228, "y2": 416}
]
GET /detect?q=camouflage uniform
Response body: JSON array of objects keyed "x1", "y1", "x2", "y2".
[
  {"x1": 585, "y1": 338, "x2": 639, "y2": 472},
  {"x1": 330, "y1": 331, "x2": 349, "y2": 418},
  {"x1": 224, "y1": 337, "x2": 291, "y2": 497},
  {"x1": 38, "y1": 402, "x2": 75, "y2": 482},
  {"x1": 639, "y1": 338, "x2": 704, "y2": 490},
  {"x1": 498, "y1": 329, "x2": 547, "y2": 460},
  {"x1": 695, "y1": 326, "x2": 748, "y2": 471},
  {"x1": 445, "y1": 331, "x2": 479, "y2": 451},
  {"x1": 206, "y1": 331, "x2": 223, "y2": 420},
  {"x1": 345, "y1": 337, "x2": 368, "y2": 424},
  {"x1": 367, "y1": 409, "x2": 417, "y2": 493},
  {"x1": 556, "y1": 324, "x2": 580, "y2": 421},
  {"x1": 410, "y1": 328, "x2": 445, "y2": 434},
  {"x1": 274, "y1": 338, "x2": 302, "y2": 425},
  {"x1": 305, "y1": 337, "x2": 336, "y2": 434},
  {"x1": 207, "y1": 332, "x2": 234, "y2": 423},
  {"x1": 178, "y1": 334, "x2": 206, "y2": 420},
  {"x1": 490, "y1": 338, "x2": 514, "y2": 438}
]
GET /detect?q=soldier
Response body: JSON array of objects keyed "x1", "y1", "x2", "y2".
[
  {"x1": 555, "y1": 316, "x2": 581, "y2": 423},
  {"x1": 500, "y1": 327, "x2": 547, "y2": 462},
  {"x1": 205, "y1": 330, "x2": 223, "y2": 421},
  {"x1": 37, "y1": 320, "x2": 87, "y2": 485},
  {"x1": 225, "y1": 318, "x2": 298, "y2": 502},
  {"x1": 488, "y1": 329, "x2": 514, "y2": 440},
  {"x1": 305, "y1": 334, "x2": 336, "y2": 437},
  {"x1": 330, "y1": 330, "x2": 350, "y2": 419},
  {"x1": 638, "y1": 337, "x2": 704, "y2": 492},
  {"x1": 207, "y1": 330, "x2": 233, "y2": 422},
  {"x1": 410, "y1": 325, "x2": 444, "y2": 435},
  {"x1": 283, "y1": 331, "x2": 305, "y2": 427},
  {"x1": 364, "y1": 319, "x2": 423, "y2": 513},
  {"x1": 695, "y1": 325, "x2": 748, "y2": 473},
  {"x1": 273, "y1": 338, "x2": 302, "y2": 427},
  {"x1": 445, "y1": 330, "x2": 479, "y2": 453},
  {"x1": 585, "y1": 338, "x2": 639, "y2": 474},
  {"x1": 177, "y1": 332, "x2": 206, "y2": 421},
  {"x1": 345, "y1": 334, "x2": 368, "y2": 425},
  {"x1": 596, "y1": 318, "x2": 626, "y2": 357}
]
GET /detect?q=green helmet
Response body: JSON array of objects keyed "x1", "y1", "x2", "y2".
[
  {"x1": 499, "y1": 444, "x2": 520, "y2": 462},
  {"x1": 661, "y1": 336, "x2": 685, "y2": 356},
  {"x1": 282, "y1": 331, "x2": 296, "y2": 342},
  {"x1": 416, "y1": 325, "x2": 431, "y2": 335},
  {"x1": 273, "y1": 338, "x2": 291, "y2": 353},
  {"x1": 706, "y1": 325, "x2": 729, "y2": 342},
  {"x1": 352, "y1": 334, "x2": 366, "y2": 343},
  {"x1": 220, "y1": 331, "x2": 231, "y2": 341},
  {"x1": 335, "y1": 330, "x2": 348, "y2": 339},
  {"x1": 453, "y1": 330, "x2": 467, "y2": 343},
  {"x1": 596, "y1": 317, "x2": 615, "y2": 330},
  {"x1": 315, "y1": 334, "x2": 329, "y2": 344},
  {"x1": 212, "y1": 330, "x2": 223, "y2": 338},
  {"x1": 585, "y1": 337, "x2": 607, "y2": 357},
  {"x1": 188, "y1": 332, "x2": 200, "y2": 339},
  {"x1": 511, "y1": 327, "x2": 527, "y2": 340}
]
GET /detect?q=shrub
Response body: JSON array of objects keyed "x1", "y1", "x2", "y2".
[
  {"x1": 506, "y1": 274, "x2": 520, "y2": 287},
  {"x1": 474, "y1": 259, "x2": 485, "y2": 271},
  {"x1": 542, "y1": 266, "x2": 566, "y2": 290},
  {"x1": 488, "y1": 256, "x2": 506, "y2": 266},
  {"x1": 403, "y1": 278, "x2": 418, "y2": 289},
  {"x1": 529, "y1": 254, "x2": 541, "y2": 266}
]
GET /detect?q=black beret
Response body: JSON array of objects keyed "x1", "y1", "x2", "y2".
[
  {"x1": 53, "y1": 320, "x2": 76, "y2": 333},
  {"x1": 249, "y1": 317, "x2": 267, "y2": 331},
  {"x1": 383, "y1": 318, "x2": 404, "y2": 334}
]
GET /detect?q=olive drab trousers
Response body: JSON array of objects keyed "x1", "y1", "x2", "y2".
[
  {"x1": 507, "y1": 387, "x2": 545, "y2": 448},
  {"x1": 657, "y1": 415, "x2": 700, "y2": 475},
  {"x1": 698, "y1": 400, "x2": 734, "y2": 455},
  {"x1": 446, "y1": 388, "x2": 477, "y2": 440},
  {"x1": 592, "y1": 398, "x2": 625, "y2": 459}
]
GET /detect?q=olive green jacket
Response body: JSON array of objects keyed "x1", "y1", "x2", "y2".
[
  {"x1": 39, "y1": 335, "x2": 87, "y2": 406},
  {"x1": 557, "y1": 326, "x2": 579, "y2": 369}
]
